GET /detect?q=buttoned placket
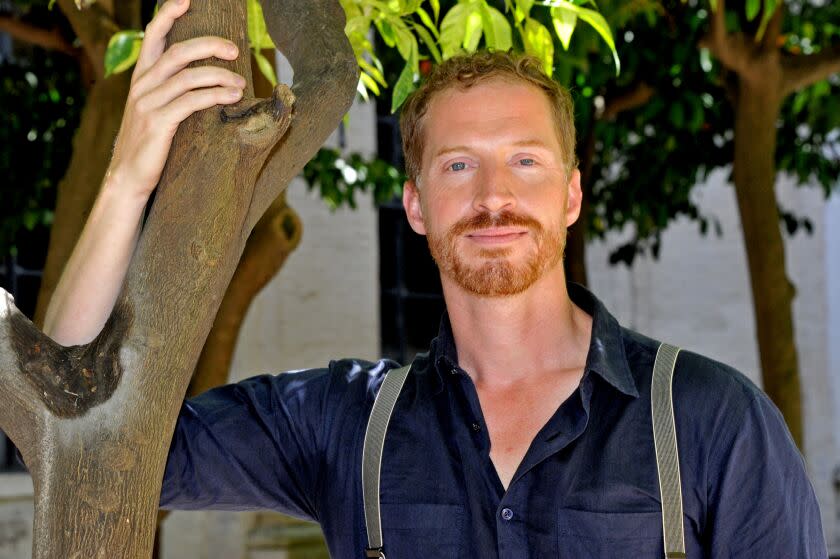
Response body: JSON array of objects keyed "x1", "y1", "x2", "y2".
[{"x1": 443, "y1": 357, "x2": 598, "y2": 558}]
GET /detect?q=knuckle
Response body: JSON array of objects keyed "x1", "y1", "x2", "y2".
[
  {"x1": 127, "y1": 86, "x2": 143, "y2": 104},
  {"x1": 133, "y1": 95, "x2": 151, "y2": 115},
  {"x1": 167, "y1": 42, "x2": 186, "y2": 60}
]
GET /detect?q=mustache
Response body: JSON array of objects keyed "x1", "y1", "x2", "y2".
[{"x1": 449, "y1": 210, "x2": 542, "y2": 237}]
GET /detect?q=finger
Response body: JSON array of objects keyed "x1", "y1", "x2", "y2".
[
  {"x1": 134, "y1": 0, "x2": 191, "y2": 80},
  {"x1": 134, "y1": 37, "x2": 239, "y2": 96},
  {"x1": 141, "y1": 67, "x2": 246, "y2": 111},
  {"x1": 159, "y1": 86, "x2": 244, "y2": 129}
]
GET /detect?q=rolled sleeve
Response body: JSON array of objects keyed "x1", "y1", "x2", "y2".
[{"x1": 160, "y1": 368, "x2": 331, "y2": 521}]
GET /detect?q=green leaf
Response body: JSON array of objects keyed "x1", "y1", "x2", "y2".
[
  {"x1": 514, "y1": 0, "x2": 535, "y2": 24},
  {"x1": 359, "y1": 57, "x2": 388, "y2": 87},
  {"x1": 412, "y1": 21, "x2": 443, "y2": 62},
  {"x1": 792, "y1": 91, "x2": 808, "y2": 115},
  {"x1": 253, "y1": 50, "x2": 278, "y2": 86},
  {"x1": 391, "y1": 48, "x2": 419, "y2": 112},
  {"x1": 416, "y1": 7, "x2": 440, "y2": 39},
  {"x1": 345, "y1": 14, "x2": 370, "y2": 37},
  {"x1": 478, "y1": 4, "x2": 513, "y2": 52},
  {"x1": 550, "y1": 5, "x2": 577, "y2": 50},
  {"x1": 523, "y1": 18, "x2": 554, "y2": 76},
  {"x1": 375, "y1": 18, "x2": 397, "y2": 47},
  {"x1": 360, "y1": 71, "x2": 381, "y2": 96},
  {"x1": 487, "y1": 6, "x2": 513, "y2": 52},
  {"x1": 464, "y1": 9, "x2": 484, "y2": 52},
  {"x1": 540, "y1": 1, "x2": 619, "y2": 74},
  {"x1": 104, "y1": 30, "x2": 144, "y2": 78},
  {"x1": 247, "y1": 0, "x2": 275, "y2": 50},
  {"x1": 440, "y1": 3, "x2": 469, "y2": 59},
  {"x1": 393, "y1": 20, "x2": 417, "y2": 61},
  {"x1": 479, "y1": 2, "x2": 497, "y2": 49},
  {"x1": 668, "y1": 101, "x2": 684, "y2": 128},
  {"x1": 745, "y1": 0, "x2": 760, "y2": 21},
  {"x1": 430, "y1": 0, "x2": 440, "y2": 23},
  {"x1": 755, "y1": 0, "x2": 778, "y2": 40}
]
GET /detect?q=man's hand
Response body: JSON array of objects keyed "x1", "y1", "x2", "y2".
[
  {"x1": 108, "y1": 0, "x2": 246, "y2": 199},
  {"x1": 44, "y1": 0, "x2": 248, "y2": 346}
]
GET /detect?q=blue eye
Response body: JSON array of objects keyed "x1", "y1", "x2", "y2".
[
  {"x1": 449, "y1": 161, "x2": 467, "y2": 171},
  {"x1": 519, "y1": 158, "x2": 536, "y2": 166}
]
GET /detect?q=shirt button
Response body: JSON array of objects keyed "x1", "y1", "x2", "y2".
[
  {"x1": 450, "y1": 367, "x2": 459, "y2": 375},
  {"x1": 471, "y1": 422, "x2": 481, "y2": 432},
  {"x1": 501, "y1": 508, "x2": 514, "y2": 521}
]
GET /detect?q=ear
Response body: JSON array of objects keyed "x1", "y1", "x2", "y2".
[
  {"x1": 402, "y1": 179, "x2": 427, "y2": 235},
  {"x1": 564, "y1": 168, "x2": 583, "y2": 227}
]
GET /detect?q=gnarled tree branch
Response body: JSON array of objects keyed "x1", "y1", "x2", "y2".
[
  {"x1": 247, "y1": 0, "x2": 360, "y2": 231},
  {"x1": 699, "y1": 0, "x2": 760, "y2": 79},
  {"x1": 0, "y1": 16, "x2": 79, "y2": 57},
  {"x1": 55, "y1": 0, "x2": 121, "y2": 78},
  {"x1": 782, "y1": 45, "x2": 840, "y2": 96},
  {"x1": 0, "y1": 291, "x2": 47, "y2": 470}
]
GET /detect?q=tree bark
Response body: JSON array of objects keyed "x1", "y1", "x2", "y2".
[
  {"x1": 0, "y1": 2, "x2": 357, "y2": 558},
  {"x1": 699, "y1": 0, "x2": 820, "y2": 448},
  {"x1": 732, "y1": 78, "x2": 803, "y2": 447},
  {"x1": 188, "y1": 191, "x2": 302, "y2": 396}
]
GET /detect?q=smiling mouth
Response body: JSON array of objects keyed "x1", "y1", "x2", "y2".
[{"x1": 466, "y1": 229, "x2": 528, "y2": 244}]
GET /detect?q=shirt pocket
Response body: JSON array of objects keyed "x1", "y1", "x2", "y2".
[
  {"x1": 557, "y1": 508, "x2": 663, "y2": 559},
  {"x1": 379, "y1": 503, "x2": 465, "y2": 557}
]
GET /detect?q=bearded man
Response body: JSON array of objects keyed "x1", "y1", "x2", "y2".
[{"x1": 44, "y1": 1, "x2": 826, "y2": 557}]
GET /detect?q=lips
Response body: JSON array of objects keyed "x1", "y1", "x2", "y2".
[{"x1": 466, "y1": 228, "x2": 528, "y2": 244}]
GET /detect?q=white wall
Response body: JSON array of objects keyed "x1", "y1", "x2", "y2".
[{"x1": 587, "y1": 169, "x2": 839, "y2": 552}]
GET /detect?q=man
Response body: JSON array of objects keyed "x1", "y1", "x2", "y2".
[{"x1": 45, "y1": 0, "x2": 826, "y2": 557}]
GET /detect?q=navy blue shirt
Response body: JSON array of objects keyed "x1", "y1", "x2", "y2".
[{"x1": 161, "y1": 284, "x2": 826, "y2": 558}]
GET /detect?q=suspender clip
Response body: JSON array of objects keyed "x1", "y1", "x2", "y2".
[{"x1": 365, "y1": 547, "x2": 386, "y2": 558}]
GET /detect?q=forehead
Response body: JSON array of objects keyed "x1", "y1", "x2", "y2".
[{"x1": 421, "y1": 77, "x2": 559, "y2": 157}]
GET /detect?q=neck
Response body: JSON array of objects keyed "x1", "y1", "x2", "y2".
[{"x1": 442, "y1": 265, "x2": 592, "y2": 388}]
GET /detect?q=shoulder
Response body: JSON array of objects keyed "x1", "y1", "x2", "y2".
[
  {"x1": 621, "y1": 326, "x2": 764, "y2": 418},
  {"x1": 620, "y1": 327, "x2": 801, "y2": 479},
  {"x1": 187, "y1": 357, "x2": 402, "y2": 421}
]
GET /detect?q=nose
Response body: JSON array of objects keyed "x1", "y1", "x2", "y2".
[{"x1": 472, "y1": 162, "x2": 516, "y2": 214}]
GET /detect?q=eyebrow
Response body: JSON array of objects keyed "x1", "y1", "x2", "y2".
[{"x1": 431, "y1": 139, "x2": 553, "y2": 160}]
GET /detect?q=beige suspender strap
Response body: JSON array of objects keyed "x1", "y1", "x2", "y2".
[
  {"x1": 361, "y1": 364, "x2": 411, "y2": 558},
  {"x1": 651, "y1": 343, "x2": 686, "y2": 558}
]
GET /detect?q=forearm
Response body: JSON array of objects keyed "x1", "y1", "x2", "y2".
[
  {"x1": 42, "y1": 0, "x2": 244, "y2": 346},
  {"x1": 43, "y1": 169, "x2": 149, "y2": 346}
]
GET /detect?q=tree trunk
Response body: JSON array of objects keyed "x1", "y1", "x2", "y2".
[
  {"x1": 188, "y1": 190, "x2": 302, "y2": 396},
  {"x1": 732, "y1": 78, "x2": 802, "y2": 447},
  {"x1": 0, "y1": 2, "x2": 358, "y2": 558}
]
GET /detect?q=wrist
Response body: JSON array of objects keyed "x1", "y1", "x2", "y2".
[
  {"x1": 101, "y1": 165, "x2": 154, "y2": 208},
  {"x1": 97, "y1": 167, "x2": 152, "y2": 221}
]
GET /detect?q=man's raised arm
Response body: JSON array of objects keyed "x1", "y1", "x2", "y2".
[{"x1": 43, "y1": 0, "x2": 245, "y2": 345}]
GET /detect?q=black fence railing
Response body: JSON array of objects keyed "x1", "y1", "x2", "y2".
[{"x1": 376, "y1": 111, "x2": 445, "y2": 365}]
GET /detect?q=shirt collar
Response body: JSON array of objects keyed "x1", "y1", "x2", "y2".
[{"x1": 424, "y1": 283, "x2": 639, "y2": 398}]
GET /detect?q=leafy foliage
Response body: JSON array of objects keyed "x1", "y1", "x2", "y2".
[
  {"x1": 302, "y1": 148, "x2": 405, "y2": 210},
  {"x1": 100, "y1": 0, "x2": 620, "y2": 112},
  {"x1": 775, "y1": 0, "x2": 840, "y2": 199},
  {"x1": 0, "y1": 47, "x2": 85, "y2": 257}
]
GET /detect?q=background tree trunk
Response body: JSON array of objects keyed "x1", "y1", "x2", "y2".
[
  {"x1": 698, "y1": 2, "x2": 840, "y2": 448},
  {"x1": 0, "y1": 1, "x2": 358, "y2": 558},
  {"x1": 732, "y1": 78, "x2": 802, "y2": 446}
]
